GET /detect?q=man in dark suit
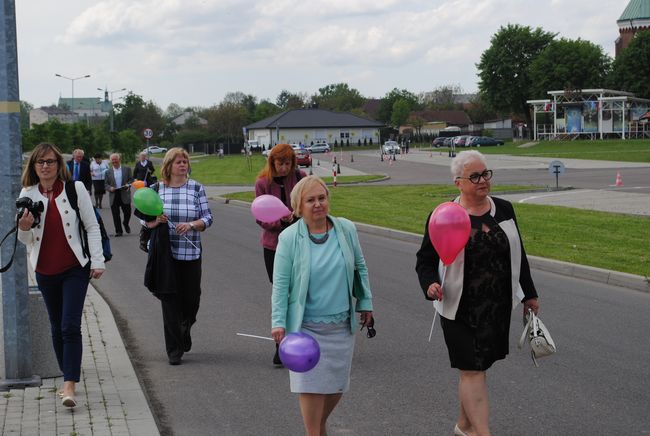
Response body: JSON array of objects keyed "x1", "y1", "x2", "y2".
[
  {"x1": 104, "y1": 153, "x2": 134, "y2": 237},
  {"x1": 67, "y1": 149, "x2": 93, "y2": 193},
  {"x1": 133, "y1": 151, "x2": 156, "y2": 186}
]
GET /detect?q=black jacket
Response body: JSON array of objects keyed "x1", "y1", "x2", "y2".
[
  {"x1": 144, "y1": 224, "x2": 178, "y2": 298},
  {"x1": 133, "y1": 160, "x2": 156, "y2": 186},
  {"x1": 67, "y1": 159, "x2": 93, "y2": 192}
]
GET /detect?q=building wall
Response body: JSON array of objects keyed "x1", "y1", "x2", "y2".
[
  {"x1": 616, "y1": 26, "x2": 650, "y2": 56},
  {"x1": 249, "y1": 127, "x2": 380, "y2": 147}
]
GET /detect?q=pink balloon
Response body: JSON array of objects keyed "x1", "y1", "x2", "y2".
[
  {"x1": 428, "y1": 202, "x2": 471, "y2": 265},
  {"x1": 251, "y1": 194, "x2": 291, "y2": 223}
]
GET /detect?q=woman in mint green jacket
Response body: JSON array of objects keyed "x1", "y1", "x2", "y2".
[{"x1": 271, "y1": 175, "x2": 373, "y2": 436}]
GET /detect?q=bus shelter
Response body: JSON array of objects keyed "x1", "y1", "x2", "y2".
[{"x1": 527, "y1": 89, "x2": 650, "y2": 140}]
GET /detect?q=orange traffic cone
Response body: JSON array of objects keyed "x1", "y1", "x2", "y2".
[{"x1": 615, "y1": 172, "x2": 624, "y2": 187}]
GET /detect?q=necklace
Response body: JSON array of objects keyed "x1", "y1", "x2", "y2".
[{"x1": 308, "y1": 222, "x2": 330, "y2": 244}]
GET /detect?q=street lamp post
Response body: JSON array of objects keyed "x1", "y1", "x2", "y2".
[
  {"x1": 98, "y1": 87, "x2": 126, "y2": 132},
  {"x1": 54, "y1": 73, "x2": 91, "y2": 116}
]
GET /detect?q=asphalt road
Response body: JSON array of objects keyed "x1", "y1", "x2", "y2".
[
  {"x1": 95, "y1": 202, "x2": 650, "y2": 436},
  {"x1": 338, "y1": 149, "x2": 650, "y2": 194}
]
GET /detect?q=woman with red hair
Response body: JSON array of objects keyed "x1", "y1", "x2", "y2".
[{"x1": 255, "y1": 144, "x2": 307, "y2": 365}]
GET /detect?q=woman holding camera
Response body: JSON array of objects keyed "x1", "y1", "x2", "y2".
[{"x1": 17, "y1": 143, "x2": 105, "y2": 408}]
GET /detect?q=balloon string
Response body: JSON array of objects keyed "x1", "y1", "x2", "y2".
[
  {"x1": 428, "y1": 266, "x2": 446, "y2": 342},
  {"x1": 167, "y1": 220, "x2": 200, "y2": 250}
]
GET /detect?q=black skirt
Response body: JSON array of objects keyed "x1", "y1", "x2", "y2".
[
  {"x1": 92, "y1": 180, "x2": 105, "y2": 194},
  {"x1": 441, "y1": 213, "x2": 512, "y2": 371}
]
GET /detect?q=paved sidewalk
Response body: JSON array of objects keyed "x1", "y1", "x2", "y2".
[{"x1": 0, "y1": 285, "x2": 159, "y2": 435}]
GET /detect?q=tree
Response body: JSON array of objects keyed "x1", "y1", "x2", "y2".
[
  {"x1": 113, "y1": 92, "x2": 164, "y2": 140},
  {"x1": 312, "y1": 83, "x2": 364, "y2": 112},
  {"x1": 529, "y1": 38, "x2": 611, "y2": 98},
  {"x1": 465, "y1": 94, "x2": 498, "y2": 123},
  {"x1": 421, "y1": 84, "x2": 462, "y2": 109},
  {"x1": 609, "y1": 31, "x2": 650, "y2": 99},
  {"x1": 113, "y1": 129, "x2": 142, "y2": 160},
  {"x1": 204, "y1": 102, "x2": 248, "y2": 145},
  {"x1": 477, "y1": 24, "x2": 555, "y2": 129},
  {"x1": 276, "y1": 90, "x2": 306, "y2": 110},
  {"x1": 391, "y1": 99, "x2": 411, "y2": 128},
  {"x1": 378, "y1": 88, "x2": 419, "y2": 124},
  {"x1": 20, "y1": 101, "x2": 33, "y2": 130},
  {"x1": 165, "y1": 103, "x2": 184, "y2": 119},
  {"x1": 252, "y1": 100, "x2": 281, "y2": 122},
  {"x1": 407, "y1": 114, "x2": 426, "y2": 141}
]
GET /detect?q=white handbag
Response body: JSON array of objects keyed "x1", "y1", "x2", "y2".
[{"x1": 518, "y1": 309, "x2": 556, "y2": 366}]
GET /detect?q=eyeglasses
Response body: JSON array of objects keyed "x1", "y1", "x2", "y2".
[
  {"x1": 35, "y1": 159, "x2": 57, "y2": 167},
  {"x1": 360, "y1": 316, "x2": 376, "y2": 339},
  {"x1": 456, "y1": 169, "x2": 493, "y2": 184}
]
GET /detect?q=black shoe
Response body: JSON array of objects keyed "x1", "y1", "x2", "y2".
[
  {"x1": 124, "y1": 224, "x2": 131, "y2": 234},
  {"x1": 115, "y1": 233, "x2": 123, "y2": 237},
  {"x1": 183, "y1": 323, "x2": 192, "y2": 352},
  {"x1": 273, "y1": 344, "x2": 283, "y2": 367},
  {"x1": 168, "y1": 355, "x2": 182, "y2": 365}
]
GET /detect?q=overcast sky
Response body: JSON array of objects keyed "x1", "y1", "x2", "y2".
[{"x1": 16, "y1": 0, "x2": 626, "y2": 111}]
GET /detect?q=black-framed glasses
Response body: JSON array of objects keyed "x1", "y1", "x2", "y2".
[
  {"x1": 456, "y1": 169, "x2": 493, "y2": 184},
  {"x1": 35, "y1": 159, "x2": 57, "y2": 167},
  {"x1": 360, "y1": 317, "x2": 376, "y2": 338}
]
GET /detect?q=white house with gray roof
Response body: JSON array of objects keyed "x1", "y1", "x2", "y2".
[{"x1": 244, "y1": 108, "x2": 384, "y2": 148}]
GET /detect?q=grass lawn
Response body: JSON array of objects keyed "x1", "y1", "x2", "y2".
[
  {"x1": 419, "y1": 139, "x2": 650, "y2": 163},
  {"x1": 188, "y1": 154, "x2": 383, "y2": 185},
  {"x1": 226, "y1": 185, "x2": 650, "y2": 277}
]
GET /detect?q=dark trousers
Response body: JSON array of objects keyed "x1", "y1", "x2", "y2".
[
  {"x1": 263, "y1": 248, "x2": 276, "y2": 283},
  {"x1": 35, "y1": 264, "x2": 90, "y2": 382},
  {"x1": 110, "y1": 193, "x2": 131, "y2": 235},
  {"x1": 160, "y1": 258, "x2": 202, "y2": 359}
]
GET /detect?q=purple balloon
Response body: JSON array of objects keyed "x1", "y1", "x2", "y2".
[{"x1": 279, "y1": 332, "x2": 321, "y2": 373}]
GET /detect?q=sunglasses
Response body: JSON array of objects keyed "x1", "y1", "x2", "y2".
[
  {"x1": 456, "y1": 169, "x2": 493, "y2": 184},
  {"x1": 360, "y1": 316, "x2": 376, "y2": 339}
]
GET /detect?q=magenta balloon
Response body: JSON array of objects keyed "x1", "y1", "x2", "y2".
[
  {"x1": 428, "y1": 202, "x2": 471, "y2": 265},
  {"x1": 251, "y1": 195, "x2": 291, "y2": 223},
  {"x1": 279, "y1": 332, "x2": 321, "y2": 373}
]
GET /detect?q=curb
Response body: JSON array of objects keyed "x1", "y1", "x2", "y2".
[{"x1": 219, "y1": 197, "x2": 650, "y2": 293}]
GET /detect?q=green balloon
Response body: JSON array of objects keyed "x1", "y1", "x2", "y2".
[{"x1": 134, "y1": 187, "x2": 163, "y2": 216}]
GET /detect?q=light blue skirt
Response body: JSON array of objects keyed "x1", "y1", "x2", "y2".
[{"x1": 289, "y1": 320, "x2": 355, "y2": 394}]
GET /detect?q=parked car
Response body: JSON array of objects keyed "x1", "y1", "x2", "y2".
[
  {"x1": 142, "y1": 146, "x2": 167, "y2": 154},
  {"x1": 443, "y1": 137, "x2": 456, "y2": 147},
  {"x1": 382, "y1": 140, "x2": 400, "y2": 154},
  {"x1": 472, "y1": 136, "x2": 504, "y2": 147},
  {"x1": 290, "y1": 143, "x2": 304, "y2": 151},
  {"x1": 308, "y1": 142, "x2": 331, "y2": 153},
  {"x1": 432, "y1": 137, "x2": 446, "y2": 147},
  {"x1": 454, "y1": 136, "x2": 470, "y2": 147},
  {"x1": 294, "y1": 149, "x2": 312, "y2": 167}
]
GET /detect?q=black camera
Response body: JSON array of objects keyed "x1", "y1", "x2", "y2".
[{"x1": 16, "y1": 197, "x2": 44, "y2": 228}]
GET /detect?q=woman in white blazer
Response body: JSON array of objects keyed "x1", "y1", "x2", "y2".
[{"x1": 17, "y1": 143, "x2": 105, "y2": 409}]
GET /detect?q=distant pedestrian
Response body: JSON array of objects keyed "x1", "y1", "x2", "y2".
[
  {"x1": 90, "y1": 152, "x2": 108, "y2": 208},
  {"x1": 138, "y1": 147, "x2": 213, "y2": 365},
  {"x1": 133, "y1": 151, "x2": 156, "y2": 186},
  {"x1": 271, "y1": 175, "x2": 374, "y2": 436},
  {"x1": 255, "y1": 143, "x2": 306, "y2": 365},
  {"x1": 415, "y1": 150, "x2": 539, "y2": 436},
  {"x1": 67, "y1": 149, "x2": 92, "y2": 193},
  {"x1": 104, "y1": 153, "x2": 134, "y2": 237},
  {"x1": 17, "y1": 143, "x2": 105, "y2": 409}
]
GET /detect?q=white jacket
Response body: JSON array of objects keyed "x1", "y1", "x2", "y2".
[{"x1": 17, "y1": 181, "x2": 105, "y2": 271}]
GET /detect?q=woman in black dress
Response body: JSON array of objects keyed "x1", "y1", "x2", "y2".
[{"x1": 415, "y1": 150, "x2": 539, "y2": 436}]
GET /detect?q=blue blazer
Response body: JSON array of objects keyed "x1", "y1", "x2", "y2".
[{"x1": 271, "y1": 216, "x2": 373, "y2": 333}]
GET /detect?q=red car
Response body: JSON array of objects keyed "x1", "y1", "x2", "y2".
[{"x1": 294, "y1": 149, "x2": 312, "y2": 167}]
